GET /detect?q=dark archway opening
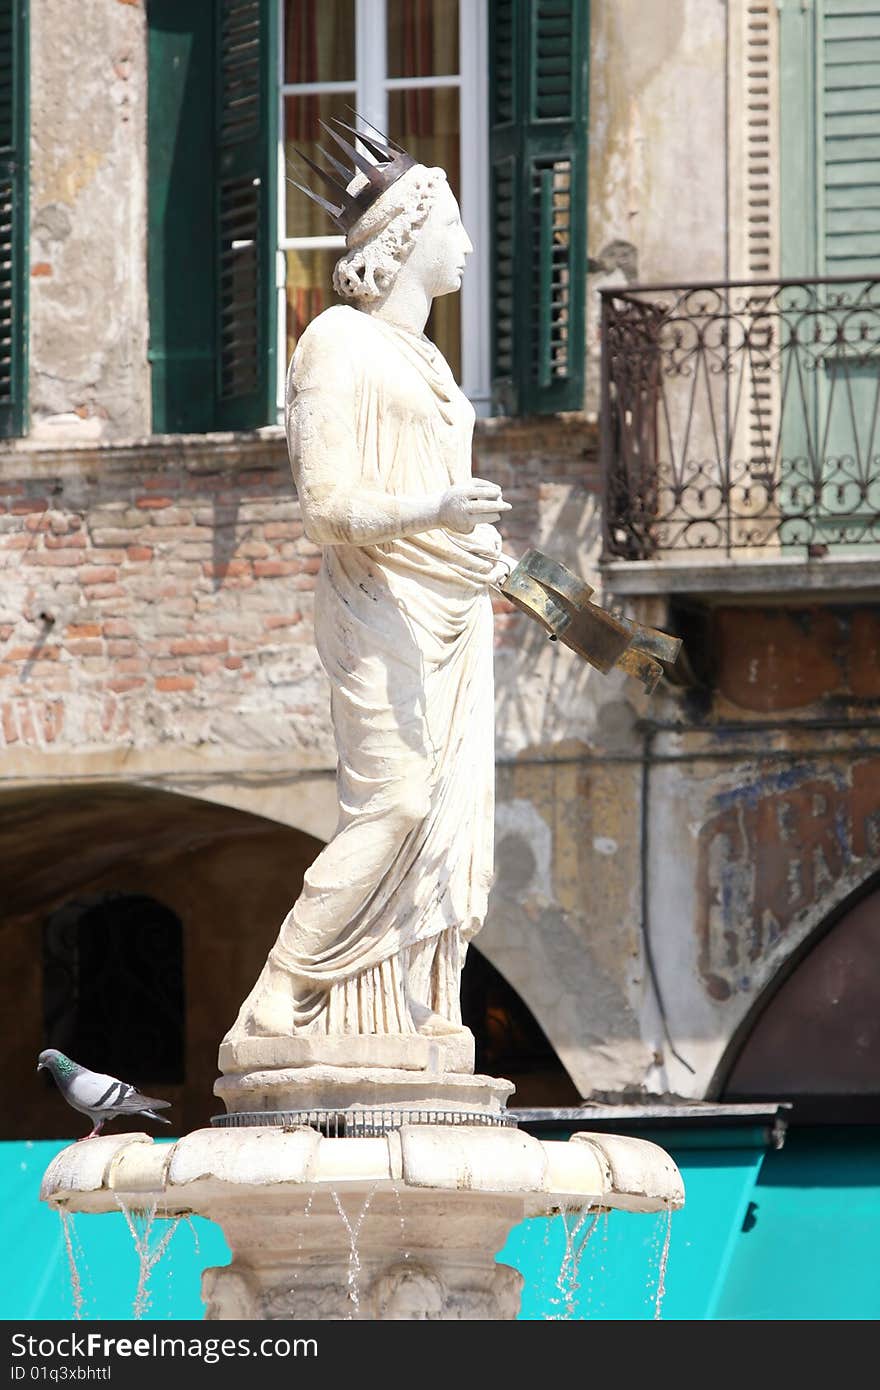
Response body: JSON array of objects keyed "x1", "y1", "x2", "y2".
[
  {"x1": 43, "y1": 893, "x2": 185, "y2": 1085},
  {"x1": 721, "y1": 876, "x2": 880, "y2": 1123},
  {"x1": 461, "y1": 946, "x2": 579, "y2": 1107}
]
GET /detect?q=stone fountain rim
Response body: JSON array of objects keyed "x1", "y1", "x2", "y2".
[{"x1": 39, "y1": 1124, "x2": 685, "y2": 1219}]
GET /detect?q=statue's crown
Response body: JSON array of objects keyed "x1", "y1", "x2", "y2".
[{"x1": 289, "y1": 113, "x2": 417, "y2": 234}]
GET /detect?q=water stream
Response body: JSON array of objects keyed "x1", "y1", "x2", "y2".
[
  {"x1": 59, "y1": 1210, "x2": 86, "y2": 1320},
  {"x1": 652, "y1": 1205, "x2": 673, "y2": 1320},
  {"x1": 330, "y1": 1185, "x2": 376, "y2": 1318},
  {"x1": 114, "y1": 1197, "x2": 181, "y2": 1319},
  {"x1": 545, "y1": 1207, "x2": 600, "y2": 1319}
]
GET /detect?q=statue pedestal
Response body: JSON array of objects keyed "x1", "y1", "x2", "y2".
[
  {"x1": 215, "y1": 1030, "x2": 513, "y2": 1123},
  {"x1": 40, "y1": 1127, "x2": 685, "y2": 1320}
]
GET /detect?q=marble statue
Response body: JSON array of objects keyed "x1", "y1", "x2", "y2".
[{"x1": 224, "y1": 131, "x2": 510, "y2": 1048}]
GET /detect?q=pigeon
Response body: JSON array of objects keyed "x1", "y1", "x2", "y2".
[{"x1": 37, "y1": 1049, "x2": 172, "y2": 1141}]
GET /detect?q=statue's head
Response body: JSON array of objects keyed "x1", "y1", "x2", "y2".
[
  {"x1": 290, "y1": 116, "x2": 472, "y2": 306},
  {"x1": 334, "y1": 164, "x2": 472, "y2": 304}
]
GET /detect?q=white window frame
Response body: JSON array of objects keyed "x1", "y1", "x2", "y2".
[{"x1": 276, "y1": 0, "x2": 491, "y2": 418}]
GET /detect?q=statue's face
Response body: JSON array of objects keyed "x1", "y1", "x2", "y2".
[{"x1": 405, "y1": 181, "x2": 473, "y2": 299}]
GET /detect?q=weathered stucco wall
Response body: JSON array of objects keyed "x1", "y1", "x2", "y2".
[
  {"x1": 28, "y1": 0, "x2": 149, "y2": 440},
  {"x1": 585, "y1": 0, "x2": 728, "y2": 414}
]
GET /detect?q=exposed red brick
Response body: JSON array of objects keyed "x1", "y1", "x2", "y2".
[
  {"x1": 6, "y1": 645, "x2": 60, "y2": 662},
  {"x1": 41, "y1": 702, "x2": 64, "y2": 743},
  {"x1": 224, "y1": 656, "x2": 244, "y2": 670},
  {"x1": 106, "y1": 639, "x2": 136, "y2": 657},
  {"x1": 31, "y1": 262, "x2": 52, "y2": 277},
  {"x1": 106, "y1": 678, "x2": 146, "y2": 693},
  {"x1": 10, "y1": 499, "x2": 48, "y2": 514},
  {"x1": 254, "y1": 560, "x2": 301, "y2": 578},
  {"x1": 24, "y1": 550, "x2": 86, "y2": 567},
  {"x1": 79, "y1": 567, "x2": 118, "y2": 585},
  {"x1": 2, "y1": 705, "x2": 18, "y2": 742},
  {"x1": 264, "y1": 613, "x2": 302, "y2": 630},
  {"x1": 126, "y1": 546, "x2": 153, "y2": 563},
  {"x1": 65, "y1": 623, "x2": 102, "y2": 638},
  {"x1": 155, "y1": 676, "x2": 195, "y2": 692},
  {"x1": 83, "y1": 584, "x2": 126, "y2": 600},
  {"x1": 264, "y1": 522, "x2": 304, "y2": 540},
  {"x1": 201, "y1": 559, "x2": 252, "y2": 578},
  {"x1": 45, "y1": 531, "x2": 87, "y2": 550},
  {"x1": 136, "y1": 496, "x2": 174, "y2": 509},
  {"x1": 102, "y1": 619, "x2": 134, "y2": 637},
  {"x1": 169, "y1": 637, "x2": 228, "y2": 656},
  {"x1": 65, "y1": 639, "x2": 104, "y2": 658}
]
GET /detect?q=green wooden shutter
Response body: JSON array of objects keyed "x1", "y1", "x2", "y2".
[
  {"x1": 490, "y1": 0, "x2": 589, "y2": 416},
  {"x1": 821, "y1": 0, "x2": 880, "y2": 275},
  {"x1": 0, "y1": 0, "x2": 27, "y2": 439},
  {"x1": 148, "y1": 0, "x2": 276, "y2": 433},
  {"x1": 214, "y1": 0, "x2": 276, "y2": 429}
]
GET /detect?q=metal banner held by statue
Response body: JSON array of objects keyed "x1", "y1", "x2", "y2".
[{"x1": 498, "y1": 548, "x2": 682, "y2": 695}]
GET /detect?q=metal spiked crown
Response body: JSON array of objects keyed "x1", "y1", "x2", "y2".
[{"x1": 289, "y1": 113, "x2": 417, "y2": 234}]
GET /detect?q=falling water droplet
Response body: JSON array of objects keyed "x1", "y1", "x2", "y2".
[
  {"x1": 390, "y1": 1182, "x2": 411, "y2": 1260},
  {"x1": 331, "y1": 1185, "x2": 376, "y2": 1319},
  {"x1": 653, "y1": 1205, "x2": 673, "y2": 1320},
  {"x1": 115, "y1": 1197, "x2": 181, "y2": 1319},
  {"x1": 59, "y1": 1209, "x2": 85, "y2": 1320},
  {"x1": 547, "y1": 1208, "x2": 599, "y2": 1319}
]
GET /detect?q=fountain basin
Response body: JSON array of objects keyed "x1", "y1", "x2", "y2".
[{"x1": 41, "y1": 1126, "x2": 683, "y2": 1319}]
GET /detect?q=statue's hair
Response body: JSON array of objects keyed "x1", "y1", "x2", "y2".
[{"x1": 333, "y1": 166, "x2": 446, "y2": 304}]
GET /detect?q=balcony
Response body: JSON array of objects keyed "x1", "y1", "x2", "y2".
[{"x1": 599, "y1": 277, "x2": 880, "y2": 598}]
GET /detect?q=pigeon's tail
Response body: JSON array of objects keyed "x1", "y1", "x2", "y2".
[
  {"x1": 128, "y1": 1092, "x2": 171, "y2": 1111},
  {"x1": 142, "y1": 1108, "x2": 171, "y2": 1125}
]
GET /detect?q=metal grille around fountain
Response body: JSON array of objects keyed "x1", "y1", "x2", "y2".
[{"x1": 211, "y1": 1106, "x2": 520, "y2": 1136}]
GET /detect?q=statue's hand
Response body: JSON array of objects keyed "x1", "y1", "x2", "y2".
[{"x1": 438, "y1": 480, "x2": 511, "y2": 534}]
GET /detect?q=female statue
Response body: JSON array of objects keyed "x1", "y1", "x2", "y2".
[{"x1": 224, "y1": 125, "x2": 509, "y2": 1046}]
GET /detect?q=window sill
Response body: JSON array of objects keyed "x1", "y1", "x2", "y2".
[
  {"x1": 602, "y1": 552, "x2": 880, "y2": 603},
  {"x1": 0, "y1": 426, "x2": 289, "y2": 474}
]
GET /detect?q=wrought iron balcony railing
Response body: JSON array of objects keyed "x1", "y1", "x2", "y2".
[{"x1": 600, "y1": 277, "x2": 880, "y2": 560}]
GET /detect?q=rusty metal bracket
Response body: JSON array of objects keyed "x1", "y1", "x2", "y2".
[{"x1": 497, "y1": 548, "x2": 683, "y2": 695}]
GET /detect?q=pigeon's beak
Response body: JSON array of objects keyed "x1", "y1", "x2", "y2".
[{"x1": 36, "y1": 1062, "x2": 44, "y2": 1073}]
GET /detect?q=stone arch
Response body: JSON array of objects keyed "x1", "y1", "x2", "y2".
[
  {"x1": 710, "y1": 867, "x2": 880, "y2": 1105},
  {"x1": 3, "y1": 780, "x2": 324, "y2": 1138}
]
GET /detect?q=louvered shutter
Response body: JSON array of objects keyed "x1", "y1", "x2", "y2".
[
  {"x1": 490, "y1": 0, "x2": 588, "y2": 416},
  {"x1": 0, "y1": 0, "x2": 26, "y2": 439},
  {"x1": 147, "y1": 0, "x2": 276, "y2": 433},
  {"x1": 822, "y1": 0, "x2": 880, "y2": 274},
  {"x1": 214, "y1": 0, "x2": 276, "y2": 429}
]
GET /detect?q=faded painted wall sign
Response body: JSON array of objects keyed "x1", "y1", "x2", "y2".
[{"x1": 696, "y1": 759, "x2": 880, "y2": 1000}]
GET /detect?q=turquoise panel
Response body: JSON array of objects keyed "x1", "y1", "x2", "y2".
[
  {"x1": 714, "y1": 1127, "x2": 880, "y2": 1321},
  {"x1": 1, "y1": 1141, "x2": 230, "y2": 1321},
  {"x1": 498, "y1": 1137, "x2": 767, "y2": 1321},
  {"x1": 13, "y1": 1130, "x2": 880, "y2": 1321}
]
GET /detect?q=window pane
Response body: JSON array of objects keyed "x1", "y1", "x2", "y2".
[
  {"x1": 284, "y1": 0, "x2": 355, "y2": 84},
  {"x1": 285, "y1": 92, "x2": 355, "y2": 239},
  {"x1": 285, "y1": 248, "x2": 343, "y2": 367},
  {"x1": 387, "y1": 0, "x2": 459, "y2": 78},
  {"x1": 389, "y1": 86, "x2": 462, "y2": 379},
  {"x1": 388, "y1": 87, "x2": 461, "y2": 197}
]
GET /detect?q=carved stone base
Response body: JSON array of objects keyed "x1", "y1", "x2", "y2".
[
  {"x1": 218, "y1": 1030, "x2": 475, "y2": 1078},
  {"x1": 214, "y1": 1029, "x2": 513, "y2": 1120},
  {"x1": 214, "y1": 1064, "x2": 513, "y2": 1119},
  {"x1": 201, "y1": 1188, "x2": 525, "y2": 1320}
]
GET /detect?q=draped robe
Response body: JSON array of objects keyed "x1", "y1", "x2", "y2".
[{"x1": 226, "y1": 305, "x2": 505, "y2": 1039}]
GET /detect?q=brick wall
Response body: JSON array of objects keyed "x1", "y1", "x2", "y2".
[{"x1": 0, "y1": 419, "x2": 600, "y2": 758}]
